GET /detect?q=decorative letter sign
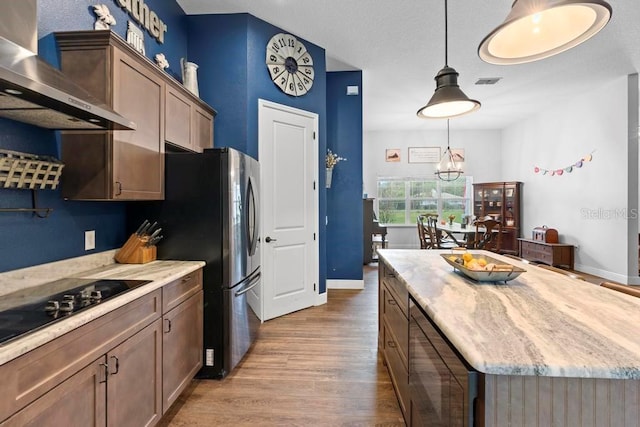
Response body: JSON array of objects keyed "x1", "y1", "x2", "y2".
[{"x1": 114, "y1": 0, "x2": 168, "y2": 44}]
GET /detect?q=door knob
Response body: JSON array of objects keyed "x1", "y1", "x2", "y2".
[{"x1": 265, "y1": 236, "x2": 277, "y2": 243}]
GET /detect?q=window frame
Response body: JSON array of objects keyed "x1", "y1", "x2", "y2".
[{"x1": 376, "y1": 176, "x2": 473, "y2": 225}]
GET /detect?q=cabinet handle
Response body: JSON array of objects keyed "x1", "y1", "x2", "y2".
[
  {"x1": 99, "y1": 362, "x2": 109, "y2": 383},
  {"x1": 387, "y1": 340, "x2": 397, "y2": 348},
  {"x1": 109, "y1": 355, "x2": 119, "y2": 375},
  {"x1": 164, "y1": 318, "x2": 172, "y2": 333},
  {"x1": 387, "y1": 299, "x2": 397, "y2": 305},
  {"x1": 115, "y1": 181, "x2": 122, "y2": 196},
  {"x1": 182, "y1": 276, "x2": 192, "y2": 283}
]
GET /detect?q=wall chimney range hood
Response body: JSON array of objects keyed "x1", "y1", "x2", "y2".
[{"x1": 0, "y1": 0, "x2": 135, "y2": 131}]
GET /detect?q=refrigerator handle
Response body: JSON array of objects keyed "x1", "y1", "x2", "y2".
[{"x1": 235, "y1": 272, "x2": 261, "y2": 297}]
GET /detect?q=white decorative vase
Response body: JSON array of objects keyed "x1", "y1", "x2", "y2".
[
  {"x1": 181, "y1": 58, "x2": 199, "y2": 97},
  {"x1": 326, "y1": 167, "x2": 333, "y2": 188}
]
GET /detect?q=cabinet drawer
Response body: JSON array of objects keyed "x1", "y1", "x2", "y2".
[
  {"x1": 0, "y1": 289, "x2": 161, "y2": 422},
  {"x1": 383, "y1": 321, "x2": 410, "y2": 417},
  {"x1": 381, "y1": 263, "x2": 408, "y2": 317},
  {"x1": 162, "y1": 269, "x2": 203, "y2": 313},
  {"x1": 383, "y1": 285, "x2": 408, "y2": 364}
]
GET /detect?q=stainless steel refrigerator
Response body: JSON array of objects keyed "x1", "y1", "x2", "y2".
[{"x1": 128, "y1": 147, "x2": 261, "y2": 378}]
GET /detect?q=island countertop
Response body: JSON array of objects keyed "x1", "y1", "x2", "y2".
[{"x1": 378, "y1": 249, "x2": 640, "y2": 379}]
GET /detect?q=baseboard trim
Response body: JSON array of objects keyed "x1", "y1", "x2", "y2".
[{"x1": 326, "y1": 279, "x2": 364, "y2": 290}]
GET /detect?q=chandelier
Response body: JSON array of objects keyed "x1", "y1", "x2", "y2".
[{"x1": 435, "y1": 120, "x2": 462, "y2": 181}]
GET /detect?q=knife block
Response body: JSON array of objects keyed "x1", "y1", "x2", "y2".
[{"x1": 115, "y1": 233, "x2": 157, "y2": 264}]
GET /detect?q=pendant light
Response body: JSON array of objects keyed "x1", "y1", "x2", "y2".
[
  {"x1": 478, "y1": 0, "x2": 612, "y2": 65},
  {"x1": 435, "y1": 120, "x2": 462, "y2": 181},
  {"x1": 417, "y1": 0, "x2": 480, "y2": 119}
]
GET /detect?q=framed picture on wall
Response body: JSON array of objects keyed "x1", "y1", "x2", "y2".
[
  {"x1": 385, "y1": 148, "x2": 401, "y2": 162},
  {"x1": 408, "y1": 147, "x2": 440, "y2": 163}
]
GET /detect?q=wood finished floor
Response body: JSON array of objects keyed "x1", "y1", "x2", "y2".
[{"x1": 159, "y1": 264, "x2": 404, "y2": 427}]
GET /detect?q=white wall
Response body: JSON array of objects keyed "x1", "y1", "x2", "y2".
[
  {"x1": 502, "y1": 75, "x2": 638, "y2": 284},
  {"x1": 362, "y1": 76, "x2": 639, "y2": 283},
  {"x1": 363, "y1": 129, "x2": 502, "y2": 249}
]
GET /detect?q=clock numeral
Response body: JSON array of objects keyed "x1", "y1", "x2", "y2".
[
  {"x1": 280, "y1": 76, "x2": 287, "y2": 85},
  {"x1": 278, "y1": 38, "x2": 286, "y2": 48},
  {"x1": 270, "y1": 54, "x2": 278, "y2": 62},
  {"x1": 271, "y1": 42, "x2": 280, "y2": 53}
]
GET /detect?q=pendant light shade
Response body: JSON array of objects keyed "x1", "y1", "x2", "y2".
[
  {"x1": 478, "y1": 0, "x2": 612, "y2": 65},
  {"x1": 417, "y1": 66, "x2": 481, "y2": 119},
  {"x1": 417, "y1": 0, "x2": 480, "y2": 120},
  {"x1": 435, "y1": 120, "x2": 463, "y2": 181}
]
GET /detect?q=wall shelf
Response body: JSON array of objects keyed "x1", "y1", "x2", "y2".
[{"x1": 0, "y1": 190, "x2": 53, "y2": 218}]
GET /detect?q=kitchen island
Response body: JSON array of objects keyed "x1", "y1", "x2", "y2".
[{"x1": 378, "y1": 249, "x2": 640, "y2": 426}]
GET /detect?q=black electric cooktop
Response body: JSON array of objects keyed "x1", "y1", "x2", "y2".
[{"x1": 0, "y1": 278, "x2": 151, "y2": 345}]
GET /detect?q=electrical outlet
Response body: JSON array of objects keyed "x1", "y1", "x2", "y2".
[{"x1": 85, "y1": 230, "x2": 96, "y2": 251}]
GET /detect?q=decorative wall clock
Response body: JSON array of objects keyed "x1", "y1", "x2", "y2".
[{"x1": 266, "y1": 33, "x2": 314, "y2": 96}]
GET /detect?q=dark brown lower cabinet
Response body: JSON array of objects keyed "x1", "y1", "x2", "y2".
[
  {"x1": 1, "y1": 319, "x2": 163, "y2": 427},
  {"x1": 162, "y1": 291, "x2": 204, "y2": 412},
  {"x1": 107, "y1": 319, "x2": 163, "y2": 427},
  {"x1": 0, "y1": 269, "x2": 203, "y2": 426},
  {"x1": 1, "y1": 359, "x2": 106, "y2": 427}
]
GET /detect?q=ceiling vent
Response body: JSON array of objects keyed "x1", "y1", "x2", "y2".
[{"x1": 475, "y1": 77, "x2": 502, "y2": 85}]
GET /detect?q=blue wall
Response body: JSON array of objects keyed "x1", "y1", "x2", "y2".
[
  {"x1": 186, "y1": 14, "x2": 329, "y2": 293},
  {"x1": 0, "y1": 5, "x2": 362, "y2": 293},
  {"x1": 326, "y1": 72, "x2": 363, "y2": 280},
  {"x1": 0, "y1": 0, "x2": 188, "y2": 272}
]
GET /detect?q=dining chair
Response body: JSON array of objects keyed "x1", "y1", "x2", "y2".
[
  {"x1": 426, "y1": 216, "x2": 457, "y2": 249},
  {"x1": 600, "y1": 281, "x2": 640, "y2": 298},
  {"x1": 472, "y1": 218, "x2": 502, "y2": 252},
  {"x1": 416, "y1": 215, "x2": 434, "y2": 249},
  {"x1": 537, "y1": 264, "x2": 585, "y2": 280}
]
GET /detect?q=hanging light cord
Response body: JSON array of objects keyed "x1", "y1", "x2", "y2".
[{"x1": 444, "y1": 0, "x2": 448, "y2": 66}]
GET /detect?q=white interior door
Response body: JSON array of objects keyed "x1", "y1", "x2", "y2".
[{"x1": 259, "y1": 99, "x2": 318, "y2": 321}]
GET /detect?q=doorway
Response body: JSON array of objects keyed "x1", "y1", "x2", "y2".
[{"x1": 258, "y1": 100, "x2": 319, "y2": 321}]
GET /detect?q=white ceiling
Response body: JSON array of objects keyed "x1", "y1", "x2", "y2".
[{"x1": 176, "y1": 0, "x2": 640, "y2": 132}]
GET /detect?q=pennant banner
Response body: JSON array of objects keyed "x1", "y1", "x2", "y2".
[{"x1": 534, "y1": 153, "x2": 594, "y2": 176}]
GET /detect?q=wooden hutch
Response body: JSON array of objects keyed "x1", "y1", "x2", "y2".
[{"x1": 472, "y1": 182, "x2": 522, "y2": 255}]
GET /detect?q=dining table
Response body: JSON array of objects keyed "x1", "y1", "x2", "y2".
[{"x1": 436, "y1": 222, "x2": 484, "y2": 248}]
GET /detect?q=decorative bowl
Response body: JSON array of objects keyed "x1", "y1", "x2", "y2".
[{"x1": 440, "y1": 254, "x2": 526, "y2": 283}]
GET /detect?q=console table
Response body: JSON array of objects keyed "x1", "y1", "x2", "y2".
[{"x1": 518, "y1": 238, "x2": 574, "y2": 269}]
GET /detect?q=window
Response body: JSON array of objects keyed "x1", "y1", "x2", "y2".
[{"x1": 376, "y1": 177, "x2": 473, "y2": 225}]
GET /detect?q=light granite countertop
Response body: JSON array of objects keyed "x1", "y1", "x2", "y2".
[
  {"x1": 378, "y1": 249, "x2": 640, "y2": 380},
  {"x1": 0, "y1": 251, "x2": 205, "y2": 365}
]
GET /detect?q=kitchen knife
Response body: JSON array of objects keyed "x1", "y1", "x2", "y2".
[
  {"x1": 146, "y1": 221, "x2": 158, "y2": 235},
  {"x1": 135, "y1": 219, "x2": 149, "y2": 236},
  {"x1": 139, "y1": 221, "x2": 153, "y2": 236},
  {"x1": 147, "y1": 227, "x2": 162, "y2": 241},
  {"x1": 147, "y1": 235, "x2": 163, "y2": 246}
]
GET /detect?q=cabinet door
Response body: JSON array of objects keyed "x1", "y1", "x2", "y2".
[
  {"x1": 112, "y1": 48, "x2": 165, "y2": 200},
  {"x1": 193, "y1": 105, "x2": 213, "y2": 152},
  {"x1": 1, "y1": 358, "x2": 107, "y2": 427},
  {"x1": 162, "y1": 291, "x2": 204, "y2": 413},
  {"x1": 165, "y1": 85, "x2": 193, "y2": 151},
  {"x1": 107, "y1": 319, "x2": 162, "y2": 427}
]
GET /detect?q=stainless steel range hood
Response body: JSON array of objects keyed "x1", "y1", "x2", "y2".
[{"x1": 0, "y1": 0, "x2": 135, "y2": 131}]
